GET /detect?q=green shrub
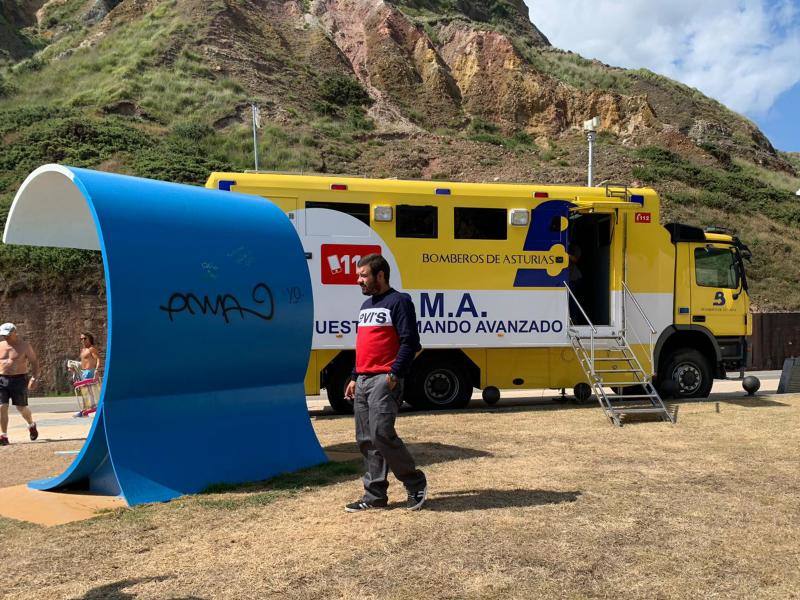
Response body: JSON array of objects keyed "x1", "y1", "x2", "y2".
[
  {"x1": 0, "y1": 114, "x2": 151, "y2": 174},
  {"x1": 0, "y1": 105, "x2": 78, "y2": 135},
  {"x1": 487, "y1": 0, "x2": 515, "y2": 22},
  {"x1": 407, "y1": 109, "x2": 424, "y2": 124},
  {"x1": 510, "y1": 130, "x2": 533, "y2": 146},
  {"x1": 698, "y1": 142, "x2": 733, "y2": 168},
  {"x1": 469, "y1": 132, "x2": 504, "y2": 145},
  {"x1": 0, "y1": 74, "x2": 15, "y2": 98},
  {"x1": 131, "y1": 138, "x2": 233, "y2": 185},
  {"x1": 345, "y1": 106, "x2": 375, "y2": 132},
  {"x1": 171, "y1": 121, "x2": 214, "y2": 140},
  {"x1": 11, "y1": 56, "x2": 45, "y2": 74},
  {"x1": 469, "y1": 117, "x2": 499, "y2": 134},
  {"x1": 319, "y1": 74, "x2": 372, "y2": 107},
  {"x1": 312, "y1": 99, "x2": 339, "y2": 117},
  {"x1": 541, "y1": 149, "x2": 556, "y2": 161}
]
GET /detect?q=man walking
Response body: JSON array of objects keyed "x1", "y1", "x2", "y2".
[
  {"x1": 0, "y1": 323, "x2": 40, "y2": 445},
  {"x1": 344, "y1": 254, "x2": 428, "y2": 511}
]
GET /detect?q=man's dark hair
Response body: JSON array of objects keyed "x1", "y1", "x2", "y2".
[
  {"x1": 82, "y1": 332, "x2": 94, "y2": 345},
  {"x1": 357, "y1": 254, "x2": 390, "y2": 283}
]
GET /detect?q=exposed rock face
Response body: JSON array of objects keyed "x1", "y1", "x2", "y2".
[
  {"x1": 315, "y1": 0, "x2": 462, "y2": 130},
  {"x1": 0, "y1": 292, "x2": 107, "y2": 394},
  {"x1": 2, "y1": 1, "x2": 46, "y2": 28},
  {"x1": 82, "y1": 0, "x2": 124, "y2": 26},
  {"x1": 0, "y1": 0, "x2": 47, "y2": 62},
  {"x1": 313, "y1": 0, "x2": 657, "y2": 137}
]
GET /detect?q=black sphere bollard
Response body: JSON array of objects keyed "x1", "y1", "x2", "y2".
[
  {"x1": 482, "y1": 386, "x2": 500, "y2": 405},
  {"x1": 742, "y1": 376, "x2": 761, "y2": 396}
]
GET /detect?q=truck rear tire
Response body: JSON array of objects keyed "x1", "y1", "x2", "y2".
[
  {"x1": 573, "y1": 382, "x2": 592, "y2": 403},
  {"x1": 406, "y1": 358, "x2": 473, "y2": 410},
  {"x1": 659, "y1": 348, "x2": 713, "y2": 399},
  {"x1": 325, "y1": 366, "x2": 354, "y2": 414}
]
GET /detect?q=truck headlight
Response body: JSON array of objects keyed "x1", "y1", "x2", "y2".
[{"x1": 510, "y1": 209, "x2": 529, "y2": 226}]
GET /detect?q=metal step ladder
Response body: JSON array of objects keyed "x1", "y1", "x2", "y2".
[{"x1": 565, "y1": 282, "x2": 674, "y2": 427}]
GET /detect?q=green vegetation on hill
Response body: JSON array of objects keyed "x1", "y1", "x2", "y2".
[
  {"x1": 633, "y1": 147, "x2": 799, "y2": 226},
  {"x1": 392, "y1": 0, "x2": 527, "y2": 25},
  {"x1": 520, "y1": 47, "x2": 631, "y2": 92}
]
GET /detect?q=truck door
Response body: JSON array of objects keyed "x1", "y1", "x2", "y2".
[
  {"x1": 690, "y1": 243, "x2": 748, "y2": 336},
  {"x1": 566, "y1": 212, "x2": 613, "y2": 326}
]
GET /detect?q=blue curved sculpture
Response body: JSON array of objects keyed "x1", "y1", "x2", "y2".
[{"x1": 3, "y1": 165, "x2": 326, "y2": 505}]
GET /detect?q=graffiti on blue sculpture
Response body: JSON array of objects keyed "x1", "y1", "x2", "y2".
[{"x1": 3, "y1": 165, "x2": 326, "y2": 506}]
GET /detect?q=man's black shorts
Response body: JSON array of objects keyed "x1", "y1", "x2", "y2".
[{"x1": 0, "y1": 374, "x2": 28, "y2": 407}]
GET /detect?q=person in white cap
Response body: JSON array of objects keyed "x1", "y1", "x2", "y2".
[{"x1": 0, "y1": 323, "x2": 40, "y2": 445}]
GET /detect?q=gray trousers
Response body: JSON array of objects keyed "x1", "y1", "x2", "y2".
[{"x1": 355, "y1": 374, "x2": 426, "y2": 502}]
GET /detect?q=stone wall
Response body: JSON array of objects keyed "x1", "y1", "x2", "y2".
[{"x1": 0, "y1": 292, "x2": 107, "y2": 393}]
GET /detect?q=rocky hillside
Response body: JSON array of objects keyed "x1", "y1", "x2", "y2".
[{"x1": 1, "y1": 0, "x2": 799, "y2": 389}]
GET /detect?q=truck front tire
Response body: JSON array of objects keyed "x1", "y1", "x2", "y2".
[{"x1": 659, "y1": 348, "x2": 713, "y2": 399}]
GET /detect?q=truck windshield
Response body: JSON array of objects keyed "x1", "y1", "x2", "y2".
[{"x1": 694, "y1": 247, "x2": 740, "y2": 289}]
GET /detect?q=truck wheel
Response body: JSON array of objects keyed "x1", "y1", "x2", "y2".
[
  {"x1": 659, "y1": 348, "x2": 713, "y2": 399},
  {"x1": 406, "y1": 359, "x2": 473, "y2": 410},
  {"x1": 325, "y1": 366, "x2": 354, "y2": 414},
  {"x1": 573, "y1": 382, "x2": 592, "y2": 403}
]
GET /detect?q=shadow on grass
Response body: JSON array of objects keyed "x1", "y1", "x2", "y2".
[
  {"x1": 323, "y1": 441, "x2": 492, "y2": 467},
  {"x1": 194, "y1": 442, "x2": 490, "y2": 510},
  {"x1": 196, "y1": 461, "x2": 362, "y2": 509},
  {"x1": 424, "y1": 489, "x2": 581, "y2": 512},
  {"x1": 309, "y1": 397, "x2": 577, "y2": 420},
  {"x1": 76, "y1": 576, "x2": 205, "y2": 599},
  {"x1": 709, "y1": 395, "x2": 789, "y2": 408},
  {"x1": 311, "y1": 388, "x2": 789, "y2": 421}
]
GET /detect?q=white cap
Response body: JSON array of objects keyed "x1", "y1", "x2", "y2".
[{"x1": 0, "y1": 323, "x2": 16, "y2": 336}]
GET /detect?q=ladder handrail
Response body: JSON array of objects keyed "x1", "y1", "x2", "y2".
[
  {"x1": 621, "y1": 280, "x2": 656, "y2": 334},
  {"x1": 564, "y1": 283, "x2": 597, "y2": 334},
  {"x1": 621, "y1": 280, "x2": 656, "y2": 374}
]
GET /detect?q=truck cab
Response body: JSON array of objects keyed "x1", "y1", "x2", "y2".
[{"x1": 655, "y1": 223, "x2": 752, "y2": 398}]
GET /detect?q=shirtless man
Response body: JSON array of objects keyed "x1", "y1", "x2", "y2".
[
  {"x1": 0, "y1": 323, "x2": 39, "y2": 445},
  {"x1": 79, "y1": 332, "x2": 101, "y2": 380}
]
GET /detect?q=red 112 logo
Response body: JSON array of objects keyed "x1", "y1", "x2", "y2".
[{"x1": 321, "y1": 244, "x2": 382, "y2": 285}]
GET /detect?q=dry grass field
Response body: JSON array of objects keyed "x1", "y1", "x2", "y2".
[{"x1": 1, "y1": 393, "x2": 799, "y2": 599}]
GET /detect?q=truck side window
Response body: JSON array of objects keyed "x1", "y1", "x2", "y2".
[
  {"x1": 454, "y1": 207, "x2": 507, "y2": 240},
  {"x1": 305, "y1": 201, "x2": 370, "y2": 226},
  {"x1": 694, "y1": 247, "x2": 739, "y2": 288},
  {"x1": 397, "y1": 205, "x2": 437, "y2": 238}
]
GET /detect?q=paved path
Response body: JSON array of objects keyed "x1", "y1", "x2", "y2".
[{"x1": 1, "y1": 370, "x2": 780, "y2": 445}]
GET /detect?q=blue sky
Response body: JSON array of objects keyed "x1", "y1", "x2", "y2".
[{"x1": 525, "y1": 0, "x2": 800, "y2": 152}]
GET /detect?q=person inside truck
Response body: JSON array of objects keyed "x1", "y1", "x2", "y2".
[{"x1": 568, "y1": 242, "x2": 586, "y2": 322}]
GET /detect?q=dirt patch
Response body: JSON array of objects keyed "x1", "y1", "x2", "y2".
[
  {"x1": 1, "y1": 394, "x2": 798, "y2": 598},
  {"x1": 0, "y1": 439, "x2": 82, "y2": 488}
]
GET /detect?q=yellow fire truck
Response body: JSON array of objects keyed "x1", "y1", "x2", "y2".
[{"x1": 206, "y1": 172, "x2": 752, "y2": 424}]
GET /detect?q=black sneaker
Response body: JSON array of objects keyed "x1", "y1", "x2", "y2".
[
  {"x1": 29, "y1": 424, "x2": 38, "y2": 441},
  {"x1": 407, "y1": 485, "x2": 428, "y2": 511},
  {"x1": 344, "y1": 498, "x2": 388, "y2": 512},
  {"x1": 0, "y1": 435, "x2": 8, "y2": 446}
]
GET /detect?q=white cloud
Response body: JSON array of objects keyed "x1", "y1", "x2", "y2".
[{"x1": 526, "y1": 0, "x2": 800, "y2": 116}]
